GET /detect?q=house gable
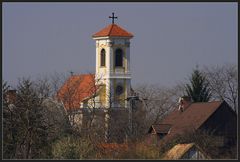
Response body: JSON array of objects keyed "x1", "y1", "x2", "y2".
[{"x1": 199, "y1": 101, "x2": 237, "y2": 146}]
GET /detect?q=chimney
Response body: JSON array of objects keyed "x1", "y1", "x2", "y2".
[
  {"x1": 178, "y1": 96, "x2": 192, "y2": 112},
  {"x1": 6, "y1": 90, "x2": 17, "y2": 104}
]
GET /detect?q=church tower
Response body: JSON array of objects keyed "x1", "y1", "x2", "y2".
[{"x1": 92, "y1": 13, "x2": 133, "y2": 108}]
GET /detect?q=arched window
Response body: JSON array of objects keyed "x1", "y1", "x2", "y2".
[
  {"x1": 115, "y1": 48, "x2": 123, "y2": 67},
  {"x1": 100, "y1": 49, "x2": 106, "y2": 67}
]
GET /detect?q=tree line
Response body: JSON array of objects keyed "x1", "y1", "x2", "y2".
[{"x1": 2, "y1": 63, "x2": 237, "y2": 159}]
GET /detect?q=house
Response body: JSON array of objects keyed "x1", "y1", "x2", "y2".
[
  {"x1": 147, "y1": 124, "x2": 171, "y2": 144},
  {"x1": 148, "y1": 96, "x2": 237, "y2": 148},
  {"x1": 162, "y1": 143, "x2": 210, "y2": 160}
]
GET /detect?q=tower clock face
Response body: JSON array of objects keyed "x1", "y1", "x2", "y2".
[{"x1": 116, "y1": 85, "x2": 124, "y2": 95}]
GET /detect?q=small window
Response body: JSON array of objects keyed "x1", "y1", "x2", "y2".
[
  {"x1": 100, "y1": 49, "x2": 106, "y2": 67},
  {"x1": 115, "y1": 48, "x2": 123, "y2": 67}
]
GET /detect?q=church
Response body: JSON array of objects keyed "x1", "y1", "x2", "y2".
[
  {"x1": 57, "y1": 13, "x2": 134, "y2": 110},
  {"x1": 56, "y1": 13, "x2": 143, "y2": 143}
]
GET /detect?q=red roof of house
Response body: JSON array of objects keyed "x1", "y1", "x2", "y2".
[
  {"x1": 56, "y1": 74, "x2": 97, "y2": 110},
  {"x1": 92, "y1": 24, "x2": 133, "y2": 38},
  {"x1": 154, "y1": 101, "x2": 224, "y2": 142}
]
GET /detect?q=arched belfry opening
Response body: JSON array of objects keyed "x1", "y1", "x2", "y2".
[
  {"x1": 115, "y1": 48, "x2": 123, "y2": 67},
  {"x1": 100, "y1": 49, "x2": 106, "y2": 67}
]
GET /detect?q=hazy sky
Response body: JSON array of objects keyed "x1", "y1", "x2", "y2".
[{"x1": 3, "y1": 2, "x2": 237, "y2": 87}]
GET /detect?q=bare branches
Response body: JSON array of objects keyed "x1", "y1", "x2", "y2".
[
  {"x1": 134, "y1": 84, "x2": 183, "y2": 128},
  {"x1": 203, "y1": 64, "x2": 238, "y2": 113},
  {"x1": 3, "y1": 77, "x2": 71, "y2": 159}
]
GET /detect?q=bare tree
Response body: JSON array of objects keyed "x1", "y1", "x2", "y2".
[
  {"x1": 80, "y1": 74, "x2": 127, "y2": 143},
  {"x1": 56, "y1": 73, "x2": 85, "y2": 127},
  {"x1": 3, "y1": 76, "x2": 73, "y2": 159},
  {"x1": 7, "y1": 78, "x2": 52, "y2": 159},
  {"x1": 83, "y1": 73, "x2": 102, "y2": 128},
  {"x1": 133, "y1": 84, "x2": 184, "y2": 128},
  {"x1": 49, "y1": 72, "x2": 69, "y2": 97},
  {"x1": 2, "y1": 80, "x2": 18, "y2": 159},
  {"x1": 53, "y1": 72, "x2": 109, "y2": 144},
  {"x1": 203, "y1": 64, "x2": 238, "y2": 113}
]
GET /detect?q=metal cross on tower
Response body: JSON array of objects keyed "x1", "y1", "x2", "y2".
[{"x1": 109, "y1": 12, "x2": 118, "y2": 24}]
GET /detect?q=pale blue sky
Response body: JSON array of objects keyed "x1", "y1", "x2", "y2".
[{"x1": 3, "y1": 2, "x2": 237, "y2": 87}]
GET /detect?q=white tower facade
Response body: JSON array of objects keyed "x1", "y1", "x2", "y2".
[{"x1": 92, "y1": 22, "x2": 133, "y2": 108}]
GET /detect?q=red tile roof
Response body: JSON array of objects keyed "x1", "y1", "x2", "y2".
[
  {"x1": 156, "y1": 101, "x2": 223, "y2": 141},
  {"x1": 92, "y1": 24, "x2": 133, "y2": 38},
  {"x1": 56, "y1": 74, "x2": 97, "y2": 110}
]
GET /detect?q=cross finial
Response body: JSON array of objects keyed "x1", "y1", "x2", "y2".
[{"x1": 109, "y1": 12, "x2": 118, "y2": 24}]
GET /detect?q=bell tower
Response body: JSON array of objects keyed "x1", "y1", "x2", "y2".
[{"x1": 92, "y1": 13, "x2": 133, "y2": 108}]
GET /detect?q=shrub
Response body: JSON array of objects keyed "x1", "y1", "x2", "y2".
[
  {"x1": 52, "y1": 135, "x2": 96, "y2": 159},
  {"x1": 134, "y1": 142, "x2": 161, "y2": 159}
]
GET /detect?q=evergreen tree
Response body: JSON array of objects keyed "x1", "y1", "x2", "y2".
[{"x1": 185, "y1": 68, "x2": 211, "y2": 102}]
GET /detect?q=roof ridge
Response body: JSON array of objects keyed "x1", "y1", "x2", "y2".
[
  {"x1": 108, "y1": 24, "x2": 114, "y2": 35},
  {"x1": 192, "y1": 100, "x2": 222, "y2": 104},
  {"x1": 75, "y1": 73, "x2": 94, "y2": 76},
  {"x1": 69, "y1": 74, "x2": 94, "y2": 79},
  {"x1": 153, "y1": 124, "x2": 172, "y2": 126}
]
